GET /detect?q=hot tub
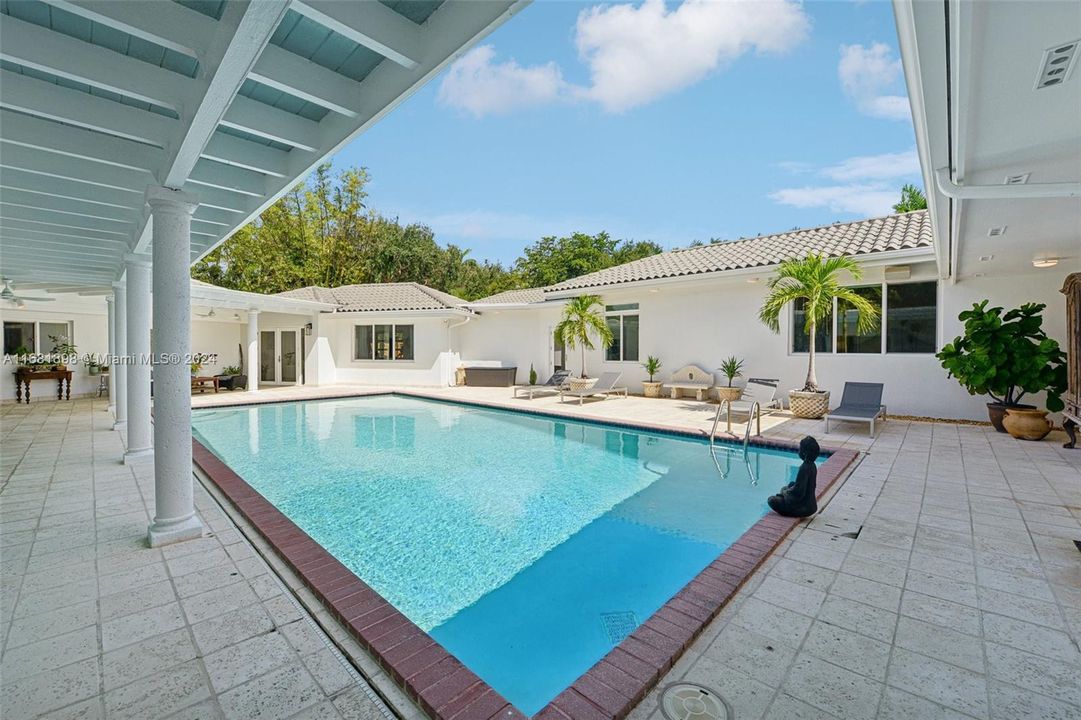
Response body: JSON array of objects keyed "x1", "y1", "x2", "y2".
[{"x1": 464, "y1": 366, "x2": 517, "y2": 387}]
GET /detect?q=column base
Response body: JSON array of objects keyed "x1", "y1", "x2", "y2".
[
  {"x1": 123, "y1": 447, "x2": 154, "y2": 464},
  {"x1": 147, "y1": 515, "x2": 204, "y2": 547},
  {"x1": 113, "y1": 420, "x2": 127, "y2": 431},
  {"x1": 107, "y1": 404, "x2": 115, "y2": 414}
]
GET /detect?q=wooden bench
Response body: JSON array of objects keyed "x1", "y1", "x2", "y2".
[{"x1": 667, "y1": 364, "x2": 715, "y2": 400}]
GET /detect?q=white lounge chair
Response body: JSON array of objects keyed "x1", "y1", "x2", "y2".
[
  {"x1": 559, "y1": 371, "x2": 627, "y2": 405},
  {"x1": 719, "y1": 378, "x2": 782, "y2": 432},
  {"x1": 825, "y1": 382, "x2": 886, "y2": 437},
  {"x1": 667, "y1": 364, "x2": 715, "y2": 400},
  {"x1": 513, "y1": 370, "x2": 571, "y2": 400}
]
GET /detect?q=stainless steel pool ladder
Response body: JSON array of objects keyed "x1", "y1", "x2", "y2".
[{"x1": 707, "y1": 399, "x2": 761, "y2": 485}]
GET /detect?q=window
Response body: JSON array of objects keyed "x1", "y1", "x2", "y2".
[
  {"x1": 887, "y1": 281, "x2": 937, "y2": 353},
  {"x1": 3, "y1": 320, "x2": 72, "y2": 355},
  {"x1": 605, "y1": 303, "x2": 639, "y2": 362},
  {"x1": 792, "y1": 298, "x2": 833, "y2": 353},
  {"x1": 4, "y1": 322, "x2": 34, "y2": 355},
  {"x1": 354, "y1": 324, "x2": 414, "y2": 361},
  {"x1": 836, "y1": 286, "x2": 882, "y2": 354}
]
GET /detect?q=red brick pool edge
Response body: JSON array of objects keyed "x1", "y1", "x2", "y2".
[{"x1": 192, "y1": 415, "x2": 858, "y2": 720}]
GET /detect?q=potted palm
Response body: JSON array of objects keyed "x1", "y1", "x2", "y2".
[
  {"x1": 759, "y1": 254, "x2": 879, "y2": 418},
  {"x1": 937, "y1": 301, "x2": 1067, "y2": 438},
  {"x1": 716, "y1": 356, "x2": 745, "y2": 402},
  {"x1": 642, "y1": 356, "x2": 663, "y2": 397},
  {"x1": 555, "y1": 294, "x2": 613, "y2": 392}
]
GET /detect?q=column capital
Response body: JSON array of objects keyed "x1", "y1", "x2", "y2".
[
  {"x1": 111, "y1": 280, "x2": 126, "y2": 290},
  {"x1": 145, "y1": 186, "x2": 198, "y2": 215},
  {"x1": 248, "y1": 308, "x2": 261, "y2": 316},
  {"x1": 123, "y1": 252, "x2": 152, "y2": 268}
]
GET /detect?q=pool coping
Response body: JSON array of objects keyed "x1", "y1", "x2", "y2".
[{"x1": 191, "y1": 391, "x2": 859, "y2": 720}]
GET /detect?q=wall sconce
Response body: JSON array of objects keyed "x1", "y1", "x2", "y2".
[
  {"x1": 1032, "y1": 257, "x2": 1059, "y2": 268},
  {"x1": 304, "y1": 322, "x2": 313, "y2": 335}
]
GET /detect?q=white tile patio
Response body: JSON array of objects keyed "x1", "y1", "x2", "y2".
[{"x1": 4, "y1": 388, "x2": 1080, "y2": 720}]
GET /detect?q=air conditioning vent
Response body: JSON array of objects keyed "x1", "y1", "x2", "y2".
[
  {"x1": 987, "y1": 226, "x2": 1007, "y2": 237},
  {"x1": 1036, "y1": 40, "x2": 1079, "y2": 89},
  {"x1": 1004, "y1": 173, "x2": 1030, "y2": 185}
]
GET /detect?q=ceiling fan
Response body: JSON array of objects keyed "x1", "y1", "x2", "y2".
[{"x1": 1, "y1": 278, "x2": 57, "y2": 307}]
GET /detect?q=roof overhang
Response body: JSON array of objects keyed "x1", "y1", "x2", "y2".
[
  {"x1": 0, "y1": 0, "x2": 529, "y2": 290},
  {"x1": 328, "y1": 307, "x2": 474, "y2": 318},
  {"x1": 190, "y1": 280, "x2": 335, "y2": 314},
  {"x1": 894, "y1": 0, "x2": 1081, "y2": 282}
]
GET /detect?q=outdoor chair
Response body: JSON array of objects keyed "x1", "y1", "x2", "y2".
[
  {"x1": 513, "y1": 370, "x2": 571, "y2": 400},
  {"x1": 718, "y1": 378, "x2": 782, "y2": 432},
  {"x1": 825, "y1": 382, "x2": 887, "y2": 437},
  {"x1": 559, "y1": 371, "x2": 627, "y2": 405}
]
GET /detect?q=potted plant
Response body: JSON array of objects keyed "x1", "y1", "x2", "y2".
[
  {"x1": 48, "y1": 334, "x2": 76, "y2": 371},
  {"x1": 10, "y1": 345, "x2": 32, "y2": 370},
  {"x1": 555, "y1": 294, "x2": 613, "y2": 392},
  {"x1": 216, "y1": 365, "x2": 247, "y2": 391},
  {"x1": 937, "y1": 301, "x2": 1067, "y2": 438},
  {"x1": 759, "y1": 254, "x2": 879, "y2": 418},
  {"x1": 190, "y1": 359, "x2": 203, "y2": 377},
  {"x1": 716, "y1": 356, "x2": 745, "y2": 402},
  {"x1": 87, "y1": 356, "x2": 102, "y2": 376},
  {"x1": 642, "y1": 356, "x2": 663, "y2": 398}
]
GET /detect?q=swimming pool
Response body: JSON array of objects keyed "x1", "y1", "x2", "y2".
[{"x1": 192, "y1": 395, "x2": 822, "y2": 716}]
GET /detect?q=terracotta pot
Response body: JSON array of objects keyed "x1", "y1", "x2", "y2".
[
  {"x1": 987, "y1": 402, "x2": 1035, "y2": 433},
  {"x1": 789, "y1": 389, "x2": 830, "y2": 419},
  {"x1": 642, "y1": 381, "x2": 663, "y2": 398},
  {"x1": 1003, "y1": 408, "x2": 1052, "y2": 441},
  {"x1": 715, "y1": 386, "x2": 742, "y2": 402}
]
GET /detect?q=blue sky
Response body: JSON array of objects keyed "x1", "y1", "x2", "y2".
[{"x1": 331, "y1": 0, "x2": 920, "y2": 266}]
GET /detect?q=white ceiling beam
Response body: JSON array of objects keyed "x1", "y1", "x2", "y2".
[
  {"x1": 181, "y1": 186, "x2": 255, "y2": 214},
  {"x1": 192, "y1": 206, "x2": 240, "y2": 227},
  {"x1": 0, "y1": 205, "x2": 133, "y2": 235},
  {"x1": 0, "y1": 110, "x2": 163, "y2": 174},
  {"x1": 1, "y1": 248, "x2": 120, "y2": 268},
  {"x1": 249, "y1": 44, "x2": 363, "y2": 117},
  {"x1": 0, "y1": 70, "x2": 176, "y2": 147},
  {"x1": 0, "y1": 190, "x2": 138, "y2": 224},
  {"x1": 187, "y1": 161, "x2": 266, "y2": 197},
  {"x1": 0, "y1": 265, "x2": 115, "y2": 283},
  {"x1": 2, "y1": 241, "x2": 123, "y2": 261},
  {"x1": 5, "y1": 282, "x2": 109, "y2": 291},
  {"x1": 201, "y1": 133, "x2": 289, "y2": 178},
  {"x1": 0, "y1": 233, "x2": 127, "y2": 254},
  {"x1": 291, "y1": 0, "x2": 423, "y2": 69},
  {"x1": 0, "y1": 145, "x2": 151, "y2": 194},
  {"x1": 0, "y1": 15, "x2": 196, "y2": 112},
  {"x1": 0, "y1": 219, "x2": 129, "y2": 243},
  {"x1": 220, "y1": 95, "x2": 320, "y2": 151},
  {"x1": 0, "y1": 169, "x2": 142, "y2": 210},
  {"x1": 77, "y1": 290, "x2": 113, "y2": 296},
  {"x1": 39, "y1": 0, "x2": 216, "y2": 59}
]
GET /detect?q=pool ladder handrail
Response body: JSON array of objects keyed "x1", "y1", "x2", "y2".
[{"x1": 707, "y1": 399, "x2": 761, "y2": 485}]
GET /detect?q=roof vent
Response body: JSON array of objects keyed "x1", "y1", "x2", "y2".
[
  {"x1": 1004, "y1": 173, "x2": 1030, "y2": 185},
  {"x1": 987, "y1": 226, "x2": 1007, "y2": 237},
  {"x1": 1036, "y1": 40, "x2": 1079, "y2": 89}
]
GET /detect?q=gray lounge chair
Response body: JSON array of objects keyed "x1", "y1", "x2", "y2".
[
  {"x1": 513, "y1": 370, "x2": 571, "y2": 399},
  {"x1": 825, "y1": 382, "x2": 886, "y2": 437},
  {"x1": 719, "y1": 378, "x2": 782, "y2": 433},
  {"x1": 559, "y1": 371, "x2": 627, "y2": 405}
]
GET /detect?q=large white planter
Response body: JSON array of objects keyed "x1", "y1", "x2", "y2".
[
  {"x1": 789, "y1": 389, "x2": 830, "y2": 419},
  {"x1": 642, "y1": 381, "x2": 663, "y2": 398}
]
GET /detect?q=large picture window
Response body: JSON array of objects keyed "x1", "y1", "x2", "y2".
[
  {"x1": 3, "y1": 320, "x2": 73, "y2": 355},
  {"x1": 792, "y1": 280, "x2": 937, "y2": 354},
  {"x1": 605, "y1": 303, "x2": 639, "y2": 362},
  {"x1": 355, "y1": 324, "x2": 414, "y2": 361}
]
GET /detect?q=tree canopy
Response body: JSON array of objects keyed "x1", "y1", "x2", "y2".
[
  {"x1": 892, "y1": 184, "x2": 928, "y2": 213},
  {"x1": 192, "y1": 165, "x2": 663, "y2": 300}
]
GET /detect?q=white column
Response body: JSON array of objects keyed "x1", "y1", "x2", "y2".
[
  {"x1": 246, "y1": 309, "x2": 259, "y2": 392},
  {"x1": 106, "y1": 296, "x2": 116, "y2": 414},
  {"x1": 146, "y1": 187, "x2": 203, "y2": 547},
  {"x1": 112, "y1": 281, "x2": 127, "y2": 430},
  {"x1": 124, "y1": 253, "x2": 153, "y2": 462}
]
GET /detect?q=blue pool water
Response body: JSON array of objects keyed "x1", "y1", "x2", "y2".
[{"x1": 192, "y1": 395, "x2": 814, "y2": 716}]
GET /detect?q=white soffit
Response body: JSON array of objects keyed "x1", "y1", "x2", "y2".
[{"x1": 0, "y1": 0, "x2": 529, "y2": 288}]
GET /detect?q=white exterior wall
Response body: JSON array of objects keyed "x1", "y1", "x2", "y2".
[
  {"x1": 326, "y1": 314, "x2": 459, "y2": 386},
  {"x1": 457, "y1": 306, "x2": 563, "y2": 384},
  {"x1": 191, "y1": 320, "x2": 244, "y2": 376}
]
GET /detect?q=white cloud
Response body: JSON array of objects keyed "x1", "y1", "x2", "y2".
[
  {"x1": 575, "y1": 0, "x2": 810, "y2": 112},
  {"x1": 838, "y1": 43, "x2": 911, "y2": 121},
  {"x1": 820, "y1": 149, "x2": 920, "y2": 181},
  {"x1": 437, "y1": 45, "x2": 569, "y2": 117},
  {"x1": 437, "y1": 0, "x2": 809, "y2": 117},
  {"x1": 769, "y1": 185, "x2": 900, "y2": 216}
]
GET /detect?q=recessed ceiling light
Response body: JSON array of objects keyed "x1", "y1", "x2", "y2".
[
  {"x1": 1036, "y1": 40, "x2": 1079, "y2": 89},
  {"x1": 648, "y1": 288, "x2": 660, "y2": 293},
  {"x1": 987, "y1": 226, "x2": 1007, "y2": 237},
  {"x1": 979, "y1": 255, "x2": 994, "y2": 262},
  {"x1": 1004, "y1": 173, "x2": 1030, "y2": 185},
  {"x1": 746, "y1": 277, "x2": 760, "y2": 284},
  {"x1": 1033, "y1": 257, "x2": 1059, "y2": 268}
]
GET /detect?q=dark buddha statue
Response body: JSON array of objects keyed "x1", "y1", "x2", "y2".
[{"x1": 767, "y1": 436, "x2": 820, "y2": 518}]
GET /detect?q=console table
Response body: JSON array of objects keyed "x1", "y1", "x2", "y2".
[{"x1": 14, "y1": 368, "x2": 73, "y2": 403}]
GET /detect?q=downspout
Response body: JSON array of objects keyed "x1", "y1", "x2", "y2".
[
  {"x1": 934, "y1": 168, "x2": 1081, "y2": 199},
  {"x1": 446, "y1": 315, "x2": 471, "y2": 352}
]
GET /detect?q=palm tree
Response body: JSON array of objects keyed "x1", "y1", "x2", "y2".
[
  {"x1": 759, "y1": 254, "x2": 880, "y2": 391},
  {"x1": 892, "y1": 184, "x2": 927, "y2": 213},
  {"x1": 555, "y1": 295, "x2": 613, "y2": 378}
]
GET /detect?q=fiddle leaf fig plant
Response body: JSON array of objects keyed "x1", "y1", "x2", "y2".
[{"x1": 937, "y1": 301, "x2": 1067, "y2": 412}]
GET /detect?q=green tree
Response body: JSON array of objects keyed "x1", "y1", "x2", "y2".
[
  {"x1": 554, "y1": 295, "x2": 613, "y2": 378},
  {"x1": 759, "y1": 254, "x2": 879, "y2": 391},
  {"x1": 514, "y1": 232, "x2": 662, "y2": 287},
  {"x1": 893, "y1": 184, "x2": 928, "y2": 213}
]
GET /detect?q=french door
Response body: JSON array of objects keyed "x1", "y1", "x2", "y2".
[{"x1": 259, "y1": 329, "x2": 300, "y2": 384}]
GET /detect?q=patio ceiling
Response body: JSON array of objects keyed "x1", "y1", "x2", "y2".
[
  {"x1": 0, "y1": 0, "x2": 527, "y2": 287},
  {"x1": 895, "y1": 0, "x2": 1081, "y2": 282}
]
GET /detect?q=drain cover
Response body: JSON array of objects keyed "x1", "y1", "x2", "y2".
[
  {"x1": 659, "y1": 683, "x2": 732, "y2": 720},
  {"x1": 600, "y1": 611, "x2": 638, "y2": 644}
]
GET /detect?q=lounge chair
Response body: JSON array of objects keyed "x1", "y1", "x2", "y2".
[
  {"x1": 719, "y1": 378, "x2": 782, "y2": 432},
  {"x1": 825, "y1": 382, "x2": 886, "y2": 437},
  {"x1": 667, "y1": 364, "x2": 715, "y2": 400},
  {"x1": 559, "y1": 371, "x2": 627, "y2": 405},
  {"x1": 513, "y1": 370, "x2": 571, "y2": 400}
]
